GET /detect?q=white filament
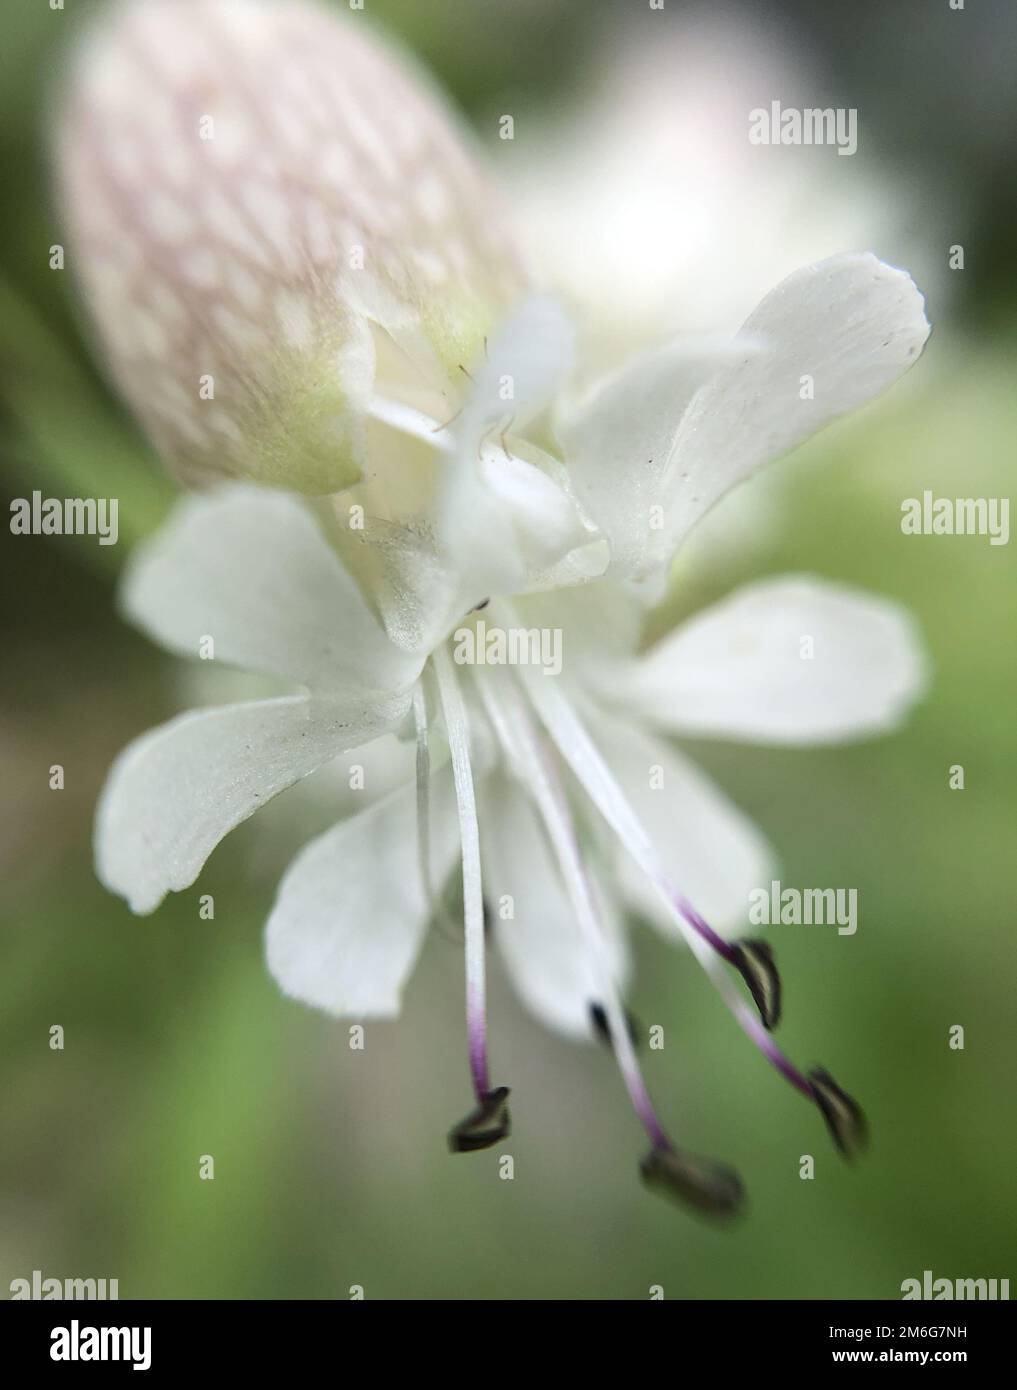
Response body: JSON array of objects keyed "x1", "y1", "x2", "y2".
[
  {"x1": 412, "y1": 680, "x2": 436, "y2": 912},
  {"x1": 474, "y1": 664, "x2": 672, "y2": 1147},
  {"x1": 368, "y1": 395, "x2": 451, "y2": 449},
  {"x1": 494, "y1": 600, "x2": 767, "y2": 1048},
  {"x1": 433, "y1": 645, "x2": 489, "y2": 1095}
]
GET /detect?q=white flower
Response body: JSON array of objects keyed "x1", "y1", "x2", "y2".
[
  {"x1": 65, "y1": 0, "x2": 930, "y2": 1214},
  {"x1": 508, "y1": 16, "x2": 892, "y2": 350}
]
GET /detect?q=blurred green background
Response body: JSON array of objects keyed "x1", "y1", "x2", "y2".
[{"x1": 2, "y1": 0, "x2": 1015, "y2": 1299}]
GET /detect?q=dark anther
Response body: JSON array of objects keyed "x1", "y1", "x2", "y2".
[
  {"x1": 448, "y1": 1086, "x2": 511, "y2": 1153},
  {"x1": 589, "y1": 1002, "x2": 641, "y2": 1050},
  {"x1": 640, "y1": 1146, "x2": 745, "y2": 1220},
  {"x1": 473, "y1": 598, "x2": 491, "y2": 611},
  {"x1": 731, "y1": 937, "x2": 782, "y2": 1030},
  {"x1": 808, "y1": 1067, "x2": 868, "y2": 1159}
]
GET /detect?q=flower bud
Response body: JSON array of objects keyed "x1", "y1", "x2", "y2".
[{"x1": 55, "y1": 0, "x2": 527, "y2": 494}]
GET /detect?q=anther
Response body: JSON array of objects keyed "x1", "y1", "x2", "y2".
[
  {"x1": 808, "y1": 1067, "x2": 867, "y2": 1159},
  {"x1": 640, "y1": 1146, "x2": 745, "y2": 1220},
  {"x1": 730, "y1": 938, "x2": 782, "y2": 1030},
  {"x1": 589, "y1": 1002, "x2": 641, "y2": 1050},
  {"x1": 448, "y1": 1086, "x2": 511, "y2": 1153}
]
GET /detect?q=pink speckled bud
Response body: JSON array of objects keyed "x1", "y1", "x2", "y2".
[{"x1": 55, "y1": 0, "x2": 527, "y2": 494}]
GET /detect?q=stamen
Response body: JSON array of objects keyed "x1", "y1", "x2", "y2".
[
  {"x1": 808, "y1": 1067, "x2": 868, "y2": 1158},
  {"x1": 730, "y1": 938, "x2": 782, "y2": 1030},
  {"x1": 499, "y1": 618, "x2": 852, "y2": 1143},
  {"x1": 412, "y1": 679, "x2": 462, "y2": 947},
  {"x1": 433, "y1": 647, "x2": 507, "y2": 1142},
  {"x1": 368, "y1": 395, "x2": 452, "y2": 448},
  {"x1": 475, "y1": 666, "x2": 745, "y2": 1215},
  {"x1": 412, "y1": 682, "x2": 436, "y2": 912},
  {"x1": 448, "y1": 1086, "x2": 511, "y2": 1153},
  {"x1": 670, "y1": 901, "x2": 781, "y2": 1028},
  {"x1": 668, "y1": 893, "x2": 739, "y2": 962},
  {"x1": 589, "y1": 1002, "x2": 641, "y2": 1050},
  {"x1": 640, "y1": 1147, "x2": 745, "y2": 1220}
]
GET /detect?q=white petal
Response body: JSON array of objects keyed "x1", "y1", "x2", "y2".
[
  {"x1": 480, "y1": 771, "x2": 629, "y2": 1039},
  {"x1": 480, "y1": 447, "x2": 585, "y2": 555},
  {"x1": 337, "y1": 514, "x2": 471, "y2": 654},
  {"x1": 561, "y1": 254, "x2": 929, "y2": 580},
  {"x1": 514, "y1": 579, "x2": 647, "y2": 686},
  {"x1": 658, "y1": 253, "x2": 930, "y2": 561},
  {"x1": 556, "y1": 335, "x2": 758, "y2": 578},
  {"x1": 611, "y1": 575, "x2": 929, "y2": 745},
  {"x1": 266, "y1": 769, "x2": 458, "y2": 1018},
  {"x1": 123, "y1": 485, "x2": 420, "y2": 692},
  {"x1": 438, "y1": 298, "x2": 586, "y2": 596},
  {"x1": 96, "y1": 694, "x2": 409, "y2": 914},
  {"x1": 459, "y1": 294, "x2": 576, "y2": 445},
  {"x1": 588, "y1": 710, "x2": 775, "y2": 939}
]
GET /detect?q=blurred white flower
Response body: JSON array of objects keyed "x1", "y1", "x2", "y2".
[
  {"x1": 507, "y1": 14, "x2": 917, "y2": 352},
  {"x1": 66, "y1": 0, "x2": 931, "y2": 1213}
]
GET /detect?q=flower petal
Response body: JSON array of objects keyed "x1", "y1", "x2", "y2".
[
  {"x1": 56, "y1": 0, "x2": 527, "y2": 493},
  {"x1": 459, "y1": 294, "x2": 576, "y2": 448},
  {"x1": 266, "y1": 769, "x2": 458, "y2": 1018},
  {"x1": 122, "y1": 484, "x2": 420, "y2": 692},
  {"x1": 561, "y1": 253, "x2": 929, "y2": 580},
  {"x1": 336, "y1": 514, "x2": 471, "y2": 655},
  {"x1": 438, "y1": 297, "x2": 588, "y2": 596},
  {"x1": 556, "y1": 335, "x2": 758, "y2": 580},
  {"x1": 659, "y1": 252, "x2": 930, "y2": 562},
  {"x1": 480, "y1": 770, "x2": 630, "y2": 1039},
  {"x1": 515, "y1": 579, "x2": 647, "y2": 685},
  {"x1": 588, "y1": 710, "x2": 775, "y2": 939},
  {"x1": 96, "y1": 694, "x2": 409, "y2": 914},
  {"x1": 610, "y1": 575, "x2": 929, "y2": 745},
  {"x1": 342, "y1": 299, "x2": 590, "y2": 638}
]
